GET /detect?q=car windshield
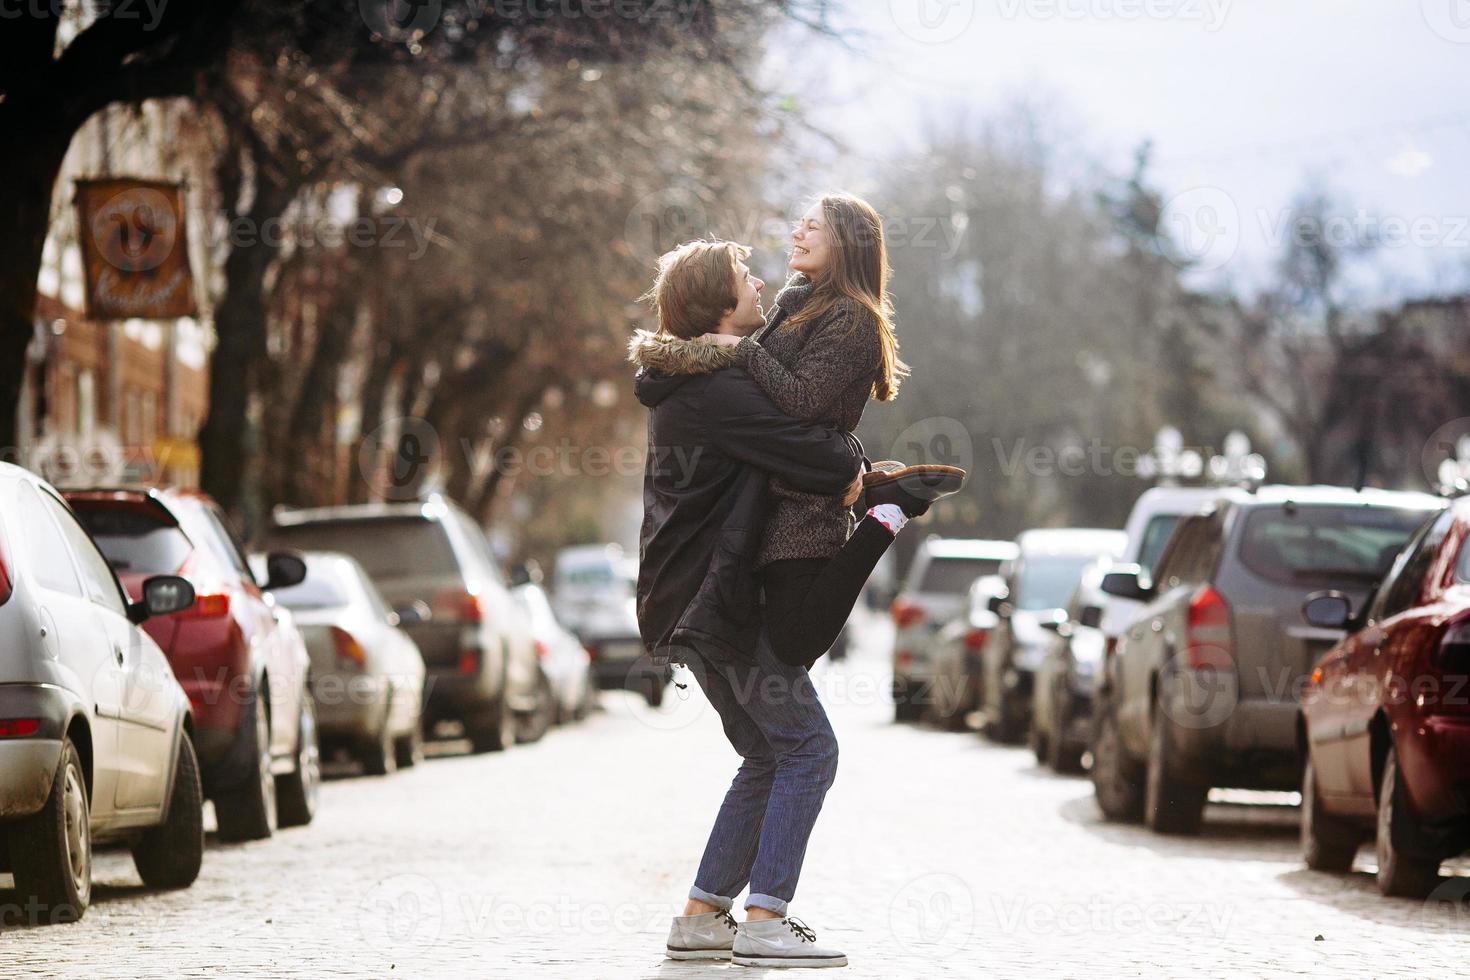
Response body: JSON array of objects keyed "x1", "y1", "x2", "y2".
[
  {"x1": 919, "y1": 556, "x2": 1003, "y2": 594},
  {"x1": 71, "y1": 504, "x2": 193, "y2": 574},
  {"x1": 1238, "y1": 505, "x2": 1432, "y2": 586},
  {"x1": 267, "y1": 518, "x2": 459, "y2": 579},
  {"x1": 1013, "y1": 554, "x2": 1098, "y2": 611},
  {"x1": 1135, "y1": 514, "x2": 1182, "y2": 577}
]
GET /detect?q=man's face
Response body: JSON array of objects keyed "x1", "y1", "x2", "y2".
[{"x1": 717, "y1": 260, "x2": 765, "y2": 336}]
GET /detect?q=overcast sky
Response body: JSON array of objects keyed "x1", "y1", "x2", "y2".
[{"x1": 782, "y1": 0, "x2": 1470, "y2": 301}]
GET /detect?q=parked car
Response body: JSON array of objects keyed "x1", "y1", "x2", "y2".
[
  {"x1": 552, "y1": 543, "x2": 667, "y2": 708},
  {"x1": 980, "y1": 528, "x2": 1127, "y2": 743},
  {"x1": 263, "y1": 552, "x2": 427, "y2": 775},
  {"x1": 891, "y1": 537, "x2": 1019, "y2": 722},
  {"x1": 923, "y1": 574, "x2": 1006, "y2": 730},
  {"x1": 512, "y1": 579, "x2": 596, "y2": 726},
  {"x1": 1029, "y1": 562, "x2": 1112, "y2": 772},
  {"x1": 0, "y1": 464, "x2": 202, "y2": 921},
  {"x1": 66, "y1": 487, "x2": 319, "y2": 842},
  {"x1": 1299, "y1": 496, "x2": 1470, "y2": 896},
  {"x1": 1091, "y1": 485, "x2": 1443, "y2": 836},
  {"x1": 1029, "y1": 486, "x2": 1221, "y2": 772},
  {"x1": 264, "y1": 497, "x2": 540, "y2": 753}
]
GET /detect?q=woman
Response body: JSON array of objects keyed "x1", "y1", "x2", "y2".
[{"x1": 702, "y1": 193, "x2": 964, "y2": 667}]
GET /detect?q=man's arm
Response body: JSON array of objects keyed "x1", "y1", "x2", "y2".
[{"x1": 703, "y1": 370, "x2": 862, "y2": 495}]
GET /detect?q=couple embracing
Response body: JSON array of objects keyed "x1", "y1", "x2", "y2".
[{"x1": 630, "y1": 193, "x2": 964, "y2": 969}]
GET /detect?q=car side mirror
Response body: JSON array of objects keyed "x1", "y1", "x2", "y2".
[
  {"x1": 262, "y1": 551, "x2": 307, "y2": 591},
  {"x1": 129, "y1": 575, "x2": 197, "y2": 624},
  {"x1": 509, "y1": 563, "x2": 534, "y2": 588},
  {"x1": 1100, "y1": 565, "x2": 1152, "y2": 602},
  {"x1": 1079, "y1": 604, "x2": 1103, "y2": 629},
  {"x1": 1302, "y1": 591, "x2": 1353, "y2": 630},
  {"x1": 1039, "y1": 619, "x2": 1062, "y2": 633},
  {"x1": 395, "y1": 600, "x2": 430, "y2": 625},
  {"x1": 987, "y1": 592, "x2": 1012, "y2": 617}
]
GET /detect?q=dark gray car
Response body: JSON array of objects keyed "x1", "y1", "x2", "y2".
[{"x1": 1090, "y1": 485, "x2": 1443, "y2": 835}]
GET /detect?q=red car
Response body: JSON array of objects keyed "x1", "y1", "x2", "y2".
[
  {"x1": 1299, "y1": 495, "x2": 1468, "y2": 897},
  {"x1": 65, "y1": 488, "x2": 320, "y2": 842}
]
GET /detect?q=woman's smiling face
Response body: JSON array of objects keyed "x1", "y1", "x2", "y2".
[{"x1": 789, "y1": 203, "x2": 831, "y2": 276}]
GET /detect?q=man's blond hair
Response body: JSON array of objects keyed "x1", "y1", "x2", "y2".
[{"x1": 642, "y1": 240, "x2": 751, "y2": 340}]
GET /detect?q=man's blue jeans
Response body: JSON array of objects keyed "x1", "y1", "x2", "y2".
[{"x1": 683, "y1": 628, "x2": 839, "y2": 916}]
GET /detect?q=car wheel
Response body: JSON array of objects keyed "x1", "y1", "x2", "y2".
[
  {"x1": 132, "y1": 734, "x2": 204, "y2": 889},
  {"x1": 1144, "y1": 711, "x2": 1207, "y2": 835},
  {"x1": 985, "y1": 692, "x2": 1025, "y2": 744},
  {"x1": 517, "y1": 671, "x2": 556, "y2": 744},
  {"x1": 277, "y1": 691, "x2": 322, "y2": 828},
  {"x1": 394, "y1": 721, "x2": 424, "y2": 769},
  {"x1": 359, "y1": 718, "x2": 397, "y2": 777},
  {"x1": 10, "y1": 738, "x2": 91, "y2": 922},
  {"x1": 468, "y1": 662, "x2": 516, "y2": 753},
  {"x1": 1091, "y1": 695, "x2": 1143, "y2": 823},
  {"x1": 893, "y1": 679, "x2": 923, "y2": 723},
  {"x1": 1300, "y1": 752, "x2": 1361, "y2": 873},
  {"x1": 215, "y1": 686, "x2": 277, "y2": 842},
  {"x1": 641, "y1": 672, "x2": 666, "y2": 709},
  {"x1": 1375, "y1": 746, "x2": 1441, "y2": 897},
  {"x1": 1028, "y1": 723, "x2": 1050, "y2": 765},
  {"x1": 1046, "y1": 687, "x2": 1085, "y2": 774}
]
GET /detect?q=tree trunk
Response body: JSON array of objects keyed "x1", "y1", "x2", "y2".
[
  {"x1": 282, "y1": 265, "x2": 360, "y2": 506},
  {"x1": 0, "y1": 114, "x2": 77, "y2": 452},
  {"x1": 197, "y1": 154, "x2": 299, "y2": 515}
]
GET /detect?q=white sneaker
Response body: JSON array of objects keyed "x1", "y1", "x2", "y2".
[
  {"x1": 666, "y1": 909, "x2": 739, "y2": 960},
  {"x1": 733, "y1": 917, "x2": 848, "y2": 968}
]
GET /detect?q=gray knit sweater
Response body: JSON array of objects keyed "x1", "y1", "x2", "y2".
[{"x1": 735, "y1": 276, "x2": 882, "y2": 567}]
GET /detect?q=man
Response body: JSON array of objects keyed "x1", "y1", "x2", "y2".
[{"x1": 630, "y1": 240, "x2": 856, "y2": 968}]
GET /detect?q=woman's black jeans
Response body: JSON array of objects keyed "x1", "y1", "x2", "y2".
[{"x1": 759, "y1": 516, "x2": 894, "y2": 667}]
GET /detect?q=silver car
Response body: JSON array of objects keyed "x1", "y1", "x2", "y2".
[
  {"x1": 513, "y1": 581, "x2": 595, "y2": 725},
  {"x1": 265, "y1": 552, "x2": 427, "y2": 775},
  {"x1": 0, "y1": 463, "x2": 201, "y2": 922}
]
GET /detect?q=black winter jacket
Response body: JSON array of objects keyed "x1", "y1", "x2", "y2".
[{"x1": 628, "y1": 330, "x2": 863, "y2": 664}]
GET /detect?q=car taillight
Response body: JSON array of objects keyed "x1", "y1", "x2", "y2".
[
  {"x1": 331, "y1": 626, "x2": 367, "y2": 666},
  {"x1": 177, "y1": 593, "x2": 230, "y2": 619},
  {"x1": 1104, "y1": 636, "x2": 1118, "y2": 660},
  {"x1": 583, "y1": 643, "x2": 599, "y2": 661},
  {"x1": 963, "y1": 628, "x2": 989, "y2": 652},
  {"x1": 458, "y1": 648, "x2": 481, "y2": 675},
  {"x1": 891, "y1": 599, "x2": 925, "y2": 629},
  {"x1": 0, "y1": 718, "x2": 40, "y2": 738},
  {"x1": 896, "y1": 650, "x2": 914, "y2": 668},
  {"x1": 434, "y1": 590, "x2": 484, "y2": 624},
  {"x1": 1184, "y1": 585, "x2": 1233, "y2": 671},
  {"x1": 534, "y1": 639, "x2": 549, "y2": 660}
]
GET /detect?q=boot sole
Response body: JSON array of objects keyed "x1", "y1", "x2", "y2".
[
  {"x1": 667, "y1": 947, "x2": 733, "y2": 960},
  {"x1": 863, "y1": 464, "x2": 965, "y2": 492},
  {"x1": 732, "y1": 953, "x2": 849, "y2": 968}
]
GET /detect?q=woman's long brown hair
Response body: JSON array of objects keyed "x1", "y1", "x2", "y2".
[{"x1": 783, "y1": 193, "x2": 910, "y2": 401}]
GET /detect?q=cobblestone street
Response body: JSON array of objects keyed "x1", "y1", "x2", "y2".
[{"x1": 4, "y1": 618, "x2": 1467, "y2": 978}]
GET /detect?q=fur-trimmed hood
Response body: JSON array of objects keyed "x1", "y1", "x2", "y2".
[{"x1": 627, "y1": 329, "x2": 738, "y2": 376}]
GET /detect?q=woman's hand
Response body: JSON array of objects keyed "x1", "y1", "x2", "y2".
[{"x1": 698, "y1": 332, "x2": 743, "y2": 348}]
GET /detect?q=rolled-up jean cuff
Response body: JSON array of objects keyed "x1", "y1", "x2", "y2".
[
  {"x1": 746, "y1": 893, "x2": 789, "y2": 916},
  {"x1": 688, "y1": 886, "x2": 734, "y2": 910}
]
